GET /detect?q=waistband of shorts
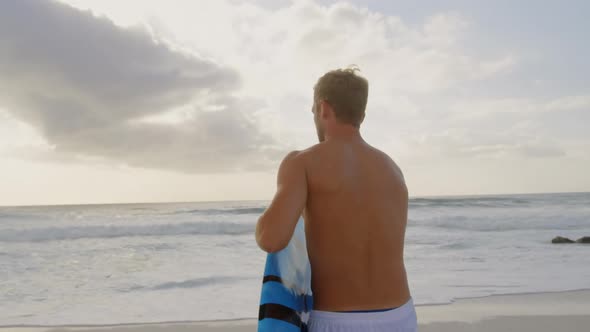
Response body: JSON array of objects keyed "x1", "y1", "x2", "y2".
[{"x1": 309, "y1": 297, "x2": 415, "y2": 322}]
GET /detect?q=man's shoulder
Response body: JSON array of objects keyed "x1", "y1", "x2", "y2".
[
  {"x1": 283, "y1": 143, "x2": 323, "y2": 160},
  {"x1": 278, "y1": 144, "x2": 325, "y2": 175},
  {"x1": 365, "y1": 145, "x2": 405, "y2": 179},
  {"x1": 279, "y1": 149, "x2": 309, "y2": 171},
  {"x1": 302, "y1": 141, "x2": 329, "y2": 155}
]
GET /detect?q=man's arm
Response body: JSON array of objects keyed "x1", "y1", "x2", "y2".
[{"x1": 255, "y1": 150, "x2": 307, "y2": 253}]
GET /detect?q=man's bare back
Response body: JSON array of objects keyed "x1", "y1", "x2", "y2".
[
  {"x1": 299, "y1": 136, "x2": 411, "y2": 311},
  {"x1": 256, "y1": 68, "x2": 416, "y2": 329}
]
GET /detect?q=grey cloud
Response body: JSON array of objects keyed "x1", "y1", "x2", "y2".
[
  {"x1": 0, "y1": 0, "x2": 283, "y2": 172},
  {"x1": 460, "y1": 143, "x2": 566, "y2": 159},
  {"x1": 406, "y1": 130, "x2": 566, "y2": 161},
  {"x1": 517, "y1": 145, "x2": 566, "y2": 158}
]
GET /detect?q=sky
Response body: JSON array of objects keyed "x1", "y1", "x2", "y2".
[{"x1": 0, "y1": 0, "x2": 588, "y2": 206}]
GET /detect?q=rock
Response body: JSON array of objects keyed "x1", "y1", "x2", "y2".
[
  {"x1": 552, "y1": 236, "x2": 575, "y2": 244},
  {"x1": 576, "y1": 236, "x2": 590, "y2": 244}
]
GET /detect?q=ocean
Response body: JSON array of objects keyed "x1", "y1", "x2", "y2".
[{"x1": 1, "y1": 192, "x2": 589, "y2": 326}]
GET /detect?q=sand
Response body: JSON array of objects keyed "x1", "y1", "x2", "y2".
[{"x1": 2, "y1": 289, "x2": 589, "y2": 332}]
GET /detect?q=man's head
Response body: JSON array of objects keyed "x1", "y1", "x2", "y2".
[{"x1": 312, "y1": 66, "x2": 368, "y2": 142}]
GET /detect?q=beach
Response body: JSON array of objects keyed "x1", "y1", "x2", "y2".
[
  {"x1": 2, "y1": 289, "x2": 589, "y2": 332},
  {"x1": 1, "y1": 194, "x2": 589, "y2": 329},
  {"x1": 2, "y1": 0, "x2": 589, "y2": 330}
]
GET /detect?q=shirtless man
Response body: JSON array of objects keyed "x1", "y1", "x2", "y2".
[{"x1": 255, "y1": 67, "x2": 417, "y2": 331}]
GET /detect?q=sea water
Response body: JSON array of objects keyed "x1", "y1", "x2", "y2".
[{"x1": 1, "y1": 192, "x2": 589, "y2": 325}]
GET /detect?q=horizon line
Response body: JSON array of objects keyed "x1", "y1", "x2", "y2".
[{"x1": 1, "y1": 190, "x2": 588, "y2": 209}]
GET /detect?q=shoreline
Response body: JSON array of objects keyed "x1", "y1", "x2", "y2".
[
  {"x1": 414, "y1": 286, "x2": 590, "y2": 307},
  {"x1": 3, "y1": 288, "x2": 590, "y2": 331}
]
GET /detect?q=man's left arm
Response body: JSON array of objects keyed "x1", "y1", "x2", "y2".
[{"x1": 255, "y1": 151, "x2": 307, "y2": 253}]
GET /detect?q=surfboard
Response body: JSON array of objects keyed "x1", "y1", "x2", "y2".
[{"x1": 258, "y1": 217, "x2": 313, "y2": 332}]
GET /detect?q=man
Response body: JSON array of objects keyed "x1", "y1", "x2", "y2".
[{"x1": 255, "y1": 67, "x2": 417, "y2": 331}]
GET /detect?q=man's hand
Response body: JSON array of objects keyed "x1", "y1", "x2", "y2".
[{"x1": 255, "y1": 151, "x2": 307, "y2": 253}]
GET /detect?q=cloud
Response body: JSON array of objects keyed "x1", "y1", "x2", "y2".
[
  {"x1": 110, "y1": 0, "x2": 519, "y2": 152},
  {"x1": 519, "y1": 145, "x2": 565, "y2": 158},
  {"x1": 7, "y1": 0, "x2": 518, "y2": 169},
  {"x1": 405, "y1": 130, "x2": 567, "y2": 161},
  {"x1": 3, "y1": 0, "x2": 582, "y2": 175},
  {"x1": 403, "y1": 94, "x2": 586, "y2": 161},
  {"x1": 392, "y1": 94, "x2": 587, "y2": 161},
  {"x1": 0, "y1": 0, "x2": 282, "y2": 173},
  {"x1": 220, "y1": 1, "x2": 517, "y2": 95}
]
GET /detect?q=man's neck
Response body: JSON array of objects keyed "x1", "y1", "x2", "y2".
[{"x1": 324, "y1": 126, "x2": 363, "y2": 142}]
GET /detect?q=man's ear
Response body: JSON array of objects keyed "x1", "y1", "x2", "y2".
[{"x1": 319, "y1": 100, "x2": 333, "y2": 120}]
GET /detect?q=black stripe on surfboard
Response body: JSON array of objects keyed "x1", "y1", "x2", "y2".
[
  {"x1": 259, "y1": 303, "x2": 302, "y2": 327},
  {"x1": 262, "y1": 275, "x2": 283, "y2": 284}
]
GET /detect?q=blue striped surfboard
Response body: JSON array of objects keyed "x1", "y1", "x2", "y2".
[{"x1": 258, "y1": 218, "x2": 313, "y2": 332}]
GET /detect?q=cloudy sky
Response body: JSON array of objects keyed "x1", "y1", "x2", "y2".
[{"x1": 0, "y1": 0, "x2": 588, "y2": 206}]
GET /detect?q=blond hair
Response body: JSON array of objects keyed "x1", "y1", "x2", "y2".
[{"x1": 313, "y1": 65, "x2": 368, "y2": 128}]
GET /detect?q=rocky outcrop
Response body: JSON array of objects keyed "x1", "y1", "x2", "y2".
[
  {"x1": 552, "y1": 236, "x2": 575, "y2": 244},
  {"x1": 576, "y1": 236, "x2": 590, "y2": 244}
]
